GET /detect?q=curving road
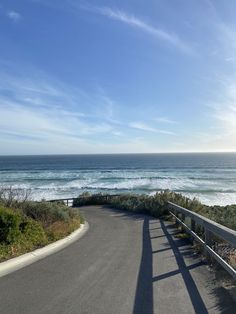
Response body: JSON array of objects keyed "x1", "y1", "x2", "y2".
[{"x1": 0, "y1": 206, "x2": 235, "y2": 314}]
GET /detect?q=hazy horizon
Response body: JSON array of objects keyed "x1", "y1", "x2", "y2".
[{"x1": 1, "y1": 151, "x2": 236, "y2": 157}]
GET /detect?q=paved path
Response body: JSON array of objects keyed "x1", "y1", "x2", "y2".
[{"x1": 0, "y1": 206, "x2": 235, "y2": 314}]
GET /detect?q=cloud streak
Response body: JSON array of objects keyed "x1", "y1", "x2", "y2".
[
  {"x1": 81, "y1": 5, "x2": 194, "y2": 54},
  {"x1": 154, "y1": 116, "x2": 177, "y2": 124},
  {"x1": 129, "y1": 122, "x2": 175, "y2": 135},
  {"x1": 0, "y1": 69, "x2": 124, "y2": 150}
]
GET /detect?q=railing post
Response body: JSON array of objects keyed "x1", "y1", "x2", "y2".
[
  {"x1": 204, "y1": 228, "x2": 213, "y2": 260},
  {"x1": 174, "y1": 208, "x2": 179, "y2": 227},
  {"x1": 205, "y1": 229, "x2": 213, "y2": 247},
  {"x1": 181, "y1": 213, "x2": 185, "y2": 232},
  {"x1": 191, "y1": 219, "x2": 196, "y2": 232},
  {"x1": 190, "y1": 219, "x2": 196, "y2": 242}
]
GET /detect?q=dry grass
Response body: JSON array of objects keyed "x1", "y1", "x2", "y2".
[{"x1": 46, "y1": 218, "x2": 81, "y2": 241}]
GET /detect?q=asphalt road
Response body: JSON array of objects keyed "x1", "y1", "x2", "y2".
[{"x1": 0, "y1": 206, "x2": 235, "y2": 314}]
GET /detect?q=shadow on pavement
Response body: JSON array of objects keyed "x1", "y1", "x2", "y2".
[
  {"x1": 159, "y1": 220, "x2": 208, "y2": 314},
  {"x1": 133, "y1": 216, "x2": 154, "y2": 314},
  {"x1": 132, "y1": 213, "x2": 208, "y2": 314},
  {"x1": 99, "y1": 206, "x2": 235, "y2": 313}
]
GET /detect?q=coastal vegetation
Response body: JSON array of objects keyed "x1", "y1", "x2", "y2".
[
  {"x1": 73, "y1": 191, "x2": 236, "y2": 231},
  {"x1": 0, "y1": 187, "x2": 83, "y2": 261}
]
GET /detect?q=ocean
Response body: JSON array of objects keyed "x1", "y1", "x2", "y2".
[{"x1": 0, "y1": 153, "x2": 236, "y2": 206}]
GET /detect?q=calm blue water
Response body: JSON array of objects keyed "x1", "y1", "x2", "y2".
[{"x1": 0, "y1": 153, "x2": 236, "y2": 205}]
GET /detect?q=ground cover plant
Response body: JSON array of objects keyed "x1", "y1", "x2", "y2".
[
  {"x1": 0, "y1": 187, "x2": 83, "y2": 261},
  {"x1": 74, "y1": 190, "x2": 236, "y2": 231}
]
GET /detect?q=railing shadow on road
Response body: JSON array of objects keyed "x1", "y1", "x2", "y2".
[
  {"x1": 158, "y1": 220, "x2": 209, "y2": 314},
  {"x1": 97, "y1": 205, "x2": 154, "y2": 313},
  {"x1": 93, "y1": 206, "x2": 235, "y2": 313},
  {"x1": 159, "y1": 221, "x2": 236, "y2": 313},
  {"x1": 100, "y1": 206, "x2": 208, "y2": 314},
  {"x1": 133, "y1": 216, "x2": 154, "y2": 314},
  {"x1": 99, "y1": 206, "x2": 154, "y2": 314}
]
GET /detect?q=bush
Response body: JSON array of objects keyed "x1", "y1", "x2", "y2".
[
  {"x1": 0, "y1": 189, "x2": 83, "y2": 261},
  {"x1": 0, "y1": 205, "x2": 48, "y2": 245},
  {"x1": 0, "y1": 207, "x2": 21, "y2": 243},
  {"x1": 19, "y1": 201, "x2": 79, "y2": 227},
  {"x1": 20, "y1": 219, "x2": 47, "y2": 246},
  {"x1": 73, "y1": 192, "x2": 110, "y2": 207}
]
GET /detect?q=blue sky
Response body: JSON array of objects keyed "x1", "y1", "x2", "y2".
[{"x1": 0, "y1": 0, "x2": 236, "y2": 154}]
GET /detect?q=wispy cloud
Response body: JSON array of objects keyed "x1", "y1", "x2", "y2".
[
  {"x1": 201, "y1": 78, "x2": 236, "y2": 151},
  {"x1": 212, "y1": 85, "x2": 236, "y2": 129},
  {"x1": 0, "y1": 69, "x2": 124, "y2": 149},
  {"x1": 6, "y1": 10, "x2": 21, "y2": 22},
  {"x1": 213, "y1": 23, "x2": 236, "y2": 65},
  {"x1": 154, "y1": 116, "x2": 177, "y2": 124},
  {"x1": 80, "y1": 5, "x2": 194, "y2": 54},
  {"x1": 0, "y1": 71, "x2": 177, "y2": 154},
  {"x1": 129, "y1": 122, "x2": 175, "y2": 135}
]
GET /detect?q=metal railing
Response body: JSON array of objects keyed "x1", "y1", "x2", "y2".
[
  {"x1": 49, "y1": 198, "x2": 75, "y2": 206},
  {"x1": 48, "y1": 194, "x2": 121, "y2": 206},
  {"x1": 168, "y1": 201, "x2": 236, "y2": 279}
]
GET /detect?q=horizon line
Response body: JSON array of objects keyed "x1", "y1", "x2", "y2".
[{"x1": 0, "y1": 151, "x2": 236, "y2": 157}]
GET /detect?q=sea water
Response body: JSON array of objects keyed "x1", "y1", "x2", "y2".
[{"x1": 0, "y1": 153, "x2": 236, "y2": 206}]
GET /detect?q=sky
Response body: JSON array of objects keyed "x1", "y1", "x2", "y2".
[{"x1": 0, "y1": 0, "x2": 236, "y2": 155}]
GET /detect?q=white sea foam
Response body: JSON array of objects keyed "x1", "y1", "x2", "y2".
[{"x1": 1, "y1": 165, "x2": 236, "y2": 205}]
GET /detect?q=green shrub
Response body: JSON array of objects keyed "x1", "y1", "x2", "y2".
[
  {"x1": 0, "y1": 207, "x2": 21, "y2": 243},
  {"x1": 19, "y1": 201, "x2": 77, "y2": 227},
  {"x1": 20, "y1": 219, "x2": 47, "y2": 246},
  {"x1": 73, "y1": 192, "x2": 110, "y2": 207},
  {"x1": 0, "y1": 198, "x2": 83, "y2": 261}
]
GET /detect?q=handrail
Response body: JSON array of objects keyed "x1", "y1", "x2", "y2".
[
  {"x1": 48, "y1": 194, "x2": 121, "y2": 206},
  {"x1": 49, "y1": 198, "x2": 75, "y2": 202},
  {"x1": 49, "y1": 198, "x2": 75, "y2": 206},
  {"x1": 168, "y1": 201, "x2": 236, "y2": 279}
]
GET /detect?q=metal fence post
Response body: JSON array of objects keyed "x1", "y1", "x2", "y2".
[
  {"x1": 190, "y1": 219, "x2": 196, "y2": 242},
  {"x1": 181, "y1": 213, "x2": 185, "y2": 232},
  {"x1": 204, "y1": 228, "x2": 213, "y2": 260}
]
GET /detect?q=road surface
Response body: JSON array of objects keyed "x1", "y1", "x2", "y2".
[{"x1": 0, "y1": 206, "x2": 235, "y2": 314}]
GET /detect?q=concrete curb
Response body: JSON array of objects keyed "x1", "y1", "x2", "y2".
[{"x1": 0, "y1": 222, "x2": 89, "y2": 278}]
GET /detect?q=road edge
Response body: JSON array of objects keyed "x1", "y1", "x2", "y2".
[{"x1": 0, "y1": 221, "x2": 89, "y2": 278}]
